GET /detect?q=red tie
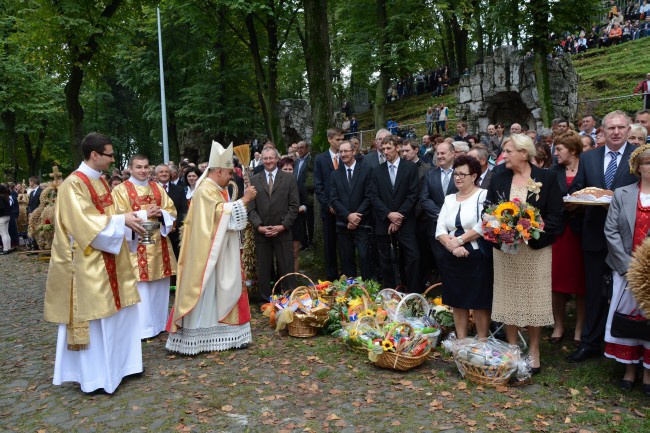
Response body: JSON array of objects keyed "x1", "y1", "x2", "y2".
[{"x1": 163, "y1": 184, "x2": 168, "y2": 192}]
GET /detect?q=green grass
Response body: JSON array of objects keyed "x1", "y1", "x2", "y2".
[{"x1": 354, "y1": 37, "x2": 650, "y2": 137}]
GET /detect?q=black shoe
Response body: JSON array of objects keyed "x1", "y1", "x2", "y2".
[
  {"x1": 619, "y1": 379, "x2": 634, "y2": 390},
  {"x1": 642, "y1": 383, "x2": 650, "y2": 396},
  {"x1": 531, "y1": 366, "x2": 542, "y2": 375},
  {"x1": 565, "y1": 347, "x2": 599, "y2": 363}
]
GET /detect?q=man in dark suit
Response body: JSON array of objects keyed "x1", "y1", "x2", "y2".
[
  {"x1": 314, "y1": 128, "x2": 343, "y2": 280},
  {"x1": 169, "y1": 165, "x2": 185, "y2": 190},
  {"x1": 294, "y1": 141, "x2": 315, "y2": 248},
  {"x1": 368, "y1": 135, "x2": 420, "y2": 292},
  {"x1": 400, "y1": 139, "x2": 432, "y2": 291},
  {"x1": 330, "y1": 141, "x2": 373, "y2": 280},
  {"x1": 468, "y1": 146, "x2": 493, "y2": 189},
  {"x1": 156, "y1": 164, "x2": 188, "y2": 261},
  {"x1": 366, "y1": 129, "x2": 391, "y2": 168},
  {"x1": 421, "y1": 141, "x2": 459, "y2": 258},
  {"x1": 566, "y1": 110, "x2": 639, "y2": 363},
  {"x1": 248, "y1": 147, "x2": 299, "y2": 301},
  {"x1": 27, "y1": 177, "x2": 42, "y2": 214}
]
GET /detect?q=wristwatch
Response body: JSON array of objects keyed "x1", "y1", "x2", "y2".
[{"x1": 457, "y1": 237, "x2": 465, "y2": 245}]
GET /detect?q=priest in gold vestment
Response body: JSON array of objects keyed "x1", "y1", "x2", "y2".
[
  {"x1": 166, "y1": 141, "x2": 257, "y2": 354},
  {"x1": 112, "y1": 154, "x2": 177, "y2": 339},
  {"x1": 44, "y1": 132, "x2": 146, "y2": 394}
]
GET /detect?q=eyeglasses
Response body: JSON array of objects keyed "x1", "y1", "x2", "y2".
[
  {"x1": 98, "y1": 152, "x2": 115, "y2": 158},
  {"x1": 452, "y1": 172, "x2": 471, "y2": 179}
]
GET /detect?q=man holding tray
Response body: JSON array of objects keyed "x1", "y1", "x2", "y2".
[{"x1": 567, "y1": 110, "x2": 638, "y2": 363}]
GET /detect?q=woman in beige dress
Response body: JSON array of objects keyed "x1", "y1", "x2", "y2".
[{"x1": 485, "y1": 134, "x2": 564, "y2": 374}]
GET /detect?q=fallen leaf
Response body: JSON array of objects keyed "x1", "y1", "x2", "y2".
[
  {"x1": 495, "y1": 385, "x2": 509, "y2": 393},
  {"x1": 399, "y1": 380, "x2": 412, "y2": 386},
  {"x1": 632, "y1": 409, "x2": 646, "y2": 418},
  {"x1": 326, "y1": 414, "x2": 341, "y2": 420},
  {"x1": 466, "y1": 420, "x2": 477, "y2": 426},
  {"x1": 440, "y1": 391, "x2": 452, "y2": 397},
  {"x1": 391, "y1": 420, "x2": 401, "y2": 426},
  {"x1": 334, "y1": 420, "x2": 346, "y2": 427},
  {"x1": 564, "y1": 417, "x2": 571, "y2": 424},
  {"x1": 329, "y1": 389, "x2": 343, "y2": 395},
  {"x1": 301, "y1": 371, "x2": 310, "y2": 376},
  {"x1": 221, "y1": 405, "x2": 233, "y2": 412},
  {"x1": 569, "y1": 388, "x2": 580, "y2": 396},
  {"x1": 457, "y1": 381, "x2": 467, "y2": 390}
]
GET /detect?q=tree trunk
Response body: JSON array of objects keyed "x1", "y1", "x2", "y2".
[
  {"x1": 244, "y1": 12, "x2": 285, "y2": 151},
  {"x1": 24, "y1": 121, "x2": 46, "y2": 177},
  {"x1": 302, "y1": 0, "x2": 333, "y2": 152},
  {"x1": 1, "y1": 110, "x2": 18, "y2": 181},
  {"x1": 510, "y1": 0, "x2": 520, "y2": 48},
  {"x1": 530, "y1": 0, "x2": 553, "y2": 125},
  {"x1": 473, "y1": 0, "x2": 484, "y2": 63},
  {"x1": 373, "y1": 0, "x2": 388, "y2": 130},
  {"x1": 64, "y1": 65, "x2": 85, "y2": 164}
]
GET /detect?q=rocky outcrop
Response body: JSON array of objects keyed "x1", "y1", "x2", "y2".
[
  {"x1": 278, "y1": 99, "x2": 313, "y2": 145},
  {"x1": 457, "y1": 46, "x2": 578, "y2": 135}
]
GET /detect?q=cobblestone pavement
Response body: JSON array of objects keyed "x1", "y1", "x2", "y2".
[{"x1": 1, "y1": 253, "x2": 648, "y2": 432}]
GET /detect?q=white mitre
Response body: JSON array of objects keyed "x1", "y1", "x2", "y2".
[{"x1": 196, "y1": 141, "x2": 234, "y2": 187}]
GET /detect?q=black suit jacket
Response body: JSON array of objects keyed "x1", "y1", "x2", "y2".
[
  {"x1": 366, "y1": 150, "x2": 382, "y2": 168},
  {"x1": 248, "y1": 170, "x2": 299, "y2": 241},
  {"x1": 420, "y1": 166, "x2": 459, "y2": 230},
  {"x1": 28, "y1": 187, "x2": 42, "y2": 214},
  {"x1": 368, "y1": 159, "x2": 419, "y2": 235},
  {"x1": 486, "y1": 163, "x2": 564, "y2": 250},
  {"x1": 330, "y1": 162, "x2": 372, "y2": 227},
  {"x1": 479, "y1": 169, "x2": 493, "y2": 190},
  {"x1": 295, "y1": 153, "x2": 315, "y2": 205},
  {"x1": 569, "y1": 143, "x2": 638, "y2": 251},
  {"x1": 165, "y1": 183, "x2": 188, "y2": 225},
  {"x1": 313, "y1": 150, "x2": 338, "y2": 217}
]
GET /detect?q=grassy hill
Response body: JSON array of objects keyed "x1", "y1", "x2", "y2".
[{"x1": 355, "y1": 37, "x2": 649, "y2": 142}]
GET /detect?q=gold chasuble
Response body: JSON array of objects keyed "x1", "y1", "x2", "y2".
[
  {"x1": 111, "y1": 180, "x2": 177, "y2": 281},
  {"x1": 166, "y1": 178, "x2": 251, "y2": 354},
  {"x1": 44, "y1": 171, "x2": 139, "y2": 349}
]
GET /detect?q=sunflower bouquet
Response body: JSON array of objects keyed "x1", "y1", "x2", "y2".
[{"x1": 482, "y1": 197, "x2": 544, "y2": 254}]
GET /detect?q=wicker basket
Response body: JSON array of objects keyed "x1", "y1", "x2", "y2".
[
  {"x1": 457, "y1": 358, "x2": 512, "y2": 387},
  {"x1": 345, "y1": 315, "x2": 382, "y2": 352},
  {"x1": 338, "y1": 284, "x2": 373, "y2": 322},
  {"x1": 271, "y1": 272, "x2": 317, "y2": 299},
  {"x1": 286, "y1": 286, "x2": 328, "y2": 338},
  {"x1": 374, "y1": 323, "x2": 431, "y2": 371}
]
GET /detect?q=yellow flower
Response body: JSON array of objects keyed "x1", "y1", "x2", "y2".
[
  {"x1": 361, "y1": 309, "x2": 376, "y2": 317},
  {"x1": 348, "y1": 297, "x2": 364, "y2": 310},
  {"x1": 494, "y1": 201, "x2": 520, "y2": 218},
  {"x1": 433, "y1": 297, "x2": 443, "y2": 306},
  {"x1": 349, "y1": 329, "x2": 358, "y2": 340},
  {"x1": 524, "y1": 209, "x2": 535, "y2": 220},
  {"x1": 335, "y1": 296, "x2": 346, "y2": 304},
  {"x1": 381, "y1": 339, "x2": 395, "y2": 352},
  {"x1": 516, "y1": 224, "x2": 524, "y2": 232}
]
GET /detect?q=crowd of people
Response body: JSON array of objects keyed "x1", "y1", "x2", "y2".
[
  {"x1": 387, "y1": 66, "x2": 451, "y2": 102},
  {"x1": 2, "y1": 106, "x2": 649, "y2": 395},
  {"x1": 553, "y1": 1, "x2": 650, "y2": 54}
]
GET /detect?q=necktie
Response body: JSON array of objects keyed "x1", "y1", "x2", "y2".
[
  {"x1": 163, "y1": 184, "x2": 168, "y2": 192},
  {"x1": 442, "y1": 169, "x2": 450, "y2": 192},
  {"x1": 604, "y1": 151, "x2": 620, "y2": 189},
  {"x1": 333, "y1": 154, "x2": 339, "y2": 170},
  {"x1": 347, "y1": 168, "x2": 353, "y2": 185},
  {"x1": 268, "y1": 172, "x2": 274, "y2": 196},
  {"x1": 389, "y1": 164, "x2": 396, "y2": 187}
]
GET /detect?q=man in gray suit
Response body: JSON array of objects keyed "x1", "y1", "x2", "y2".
[
  {"x1": 468, "y1": 146, "x2": 493, "y2": 189},
  {"x1": 366, "y1": 128, "x2": 391, "y2": 168},
  {"x1": 420, "y1": 141, "x2": 458, "y2": 258},
  {"x1": 248, "y1": 147, "x2": 300, "y2": 301}
]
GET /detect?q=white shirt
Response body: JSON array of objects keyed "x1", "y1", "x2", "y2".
[
  {"x1": 603, "y1": 143, "x2": 628, "y2": 174},
  {"x1": 435, "y1": 189, "x2": 487, "y2": 250},
  {"x1": 344, "y1": 161, "x2": 357, "y2": 176},
  {"x1": 265, "y1": 168, "x2": 278, "y2": 186},
  {"x1": 328, "y1": 149, "x2": 339, "y2": 166},
  {"x1": 386, "y1": 157, "x2": 401, "y2": 170},
  {"x1": 478, "y1": 168, "x2": 489, "y2": 185}
]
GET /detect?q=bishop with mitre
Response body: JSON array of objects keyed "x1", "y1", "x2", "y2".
[{"x1": 166, "y1": 141, "x2": 256, "y2": 354}]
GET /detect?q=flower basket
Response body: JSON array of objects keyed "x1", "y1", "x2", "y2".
[
  {"x1": 261, "y1": 272, "x2": 317, "y2": 329},
  {"x1": 286, "y1": 286, "x2": 330, "y2": 338},
  {"x1": 371, "y1": 323, "x2": 431, "y2": 371},
  {"x1": 443, "y1": 336, "x2": 528, "y2": 387},
  {"x1": 343, "y1": 315, "x2": 383, "y2": 353},
  {"x1": 338, "y1": 283, "x2": 373, "y2": 323}
]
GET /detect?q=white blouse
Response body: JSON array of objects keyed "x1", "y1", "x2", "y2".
[{"x1": 435, "y1": 188, "x2": 487, "y2": 249}]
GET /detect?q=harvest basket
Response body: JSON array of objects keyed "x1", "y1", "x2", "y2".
[
  {"x1": 456, "y1": 358, "x2": 512, "y2": 387},
  {"x1": 373, "y1": 323, "x2": 431, "y2": 371},
  {"x1": 337, "y1": 284, "x2": 373, "y2": 322},
  {"x1": 344, "y1": 315, "x2": 382, "y2": 353}
]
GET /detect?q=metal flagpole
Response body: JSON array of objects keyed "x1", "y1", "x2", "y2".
[{"x1": 157, "y1": 6, "x2": 169, "y2": 163}]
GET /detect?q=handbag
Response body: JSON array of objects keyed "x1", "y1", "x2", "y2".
[{"x1": 610, "y1": 285, "x2": 650, "y2": 341}]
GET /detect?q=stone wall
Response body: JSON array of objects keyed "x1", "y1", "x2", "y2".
[
  {"x1": 456, "y1": 46, "x2": 578, "y2": 135},
  {"x1": 278, "y1": 99, "x2": 313, "y2": 145}
]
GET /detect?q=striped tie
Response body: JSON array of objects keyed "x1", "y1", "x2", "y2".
[{"x1": 604, "y1": 151, "x2": 620, "y2": 190}]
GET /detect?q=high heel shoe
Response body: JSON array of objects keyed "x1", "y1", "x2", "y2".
[{"x1": 549, "y1": 334, "x2": 564, "y2": 344}]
